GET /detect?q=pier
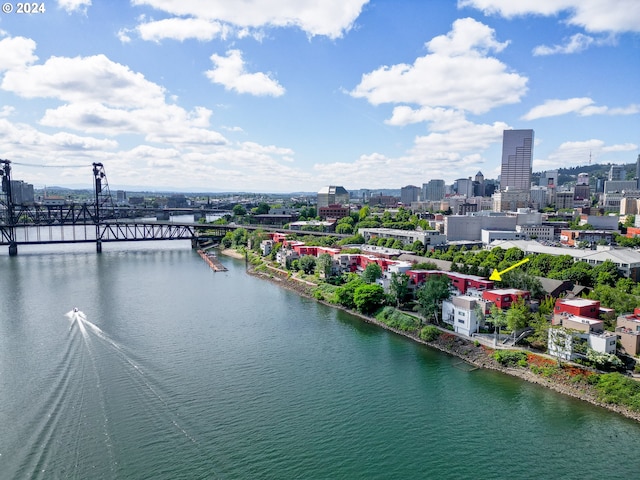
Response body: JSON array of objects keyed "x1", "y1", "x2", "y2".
[{"x1": 197, "y1": 249, "x2": 228, "y2": 272}]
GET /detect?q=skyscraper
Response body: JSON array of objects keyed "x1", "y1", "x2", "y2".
[
  {"x1": 608, "y1": 165, "x2": 626, "y2": 181},
  {"x1": 400, "y1": 185, "x2": 421, "y2": 205},
  {"x1": 422, "y1": 179, "x2": 445, "y2": 201},
  {"x1": 500, "y1": 129, "x2": 534, "y2": 192}
]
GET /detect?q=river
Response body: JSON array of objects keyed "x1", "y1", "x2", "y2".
[{"x1": 1, "y1": 241, "x2": 639, "y2": 479}]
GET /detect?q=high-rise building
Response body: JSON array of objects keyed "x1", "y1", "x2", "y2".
[
  {"x1": 400, "y1": 185, "x2": 421, "y2": 205},
  {"x1": 500, "y1": 129, "x2": 534, "y2": 192},
  {"x1": 474, "y1": 171, "x2": 485, "y2": 196},
  {"x1": 609, "y1": 165, "x2": 626, "y2": 181},
  {"x1": 454, "y1": 177, "x2": 474, "y2": 198},
  {"x1": 422, "y1": 179, "x2": 445, "y2": 201},
  {"x1": 10, "y1": 180, "x2": 34, "y2": 204}
]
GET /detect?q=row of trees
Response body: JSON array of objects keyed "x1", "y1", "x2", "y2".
[{"x1": 426, "y1": 245, "x2": 623, "y2": 288}]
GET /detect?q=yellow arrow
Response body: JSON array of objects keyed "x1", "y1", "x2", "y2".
[{"x1": 489, "y1": 258, "x2": 529, "y2": 281}]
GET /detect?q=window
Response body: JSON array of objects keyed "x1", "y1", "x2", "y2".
[{"x1": 458, "y1": 319, "x2": 465, "y2": 324}]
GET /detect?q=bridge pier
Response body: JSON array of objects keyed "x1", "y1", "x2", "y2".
[
  {"x1": 8, "y1": 242, "x2": 17, "y2": 256},
  {"x1": 96, "y1": 239, "x2": 102, "y2": 253}
]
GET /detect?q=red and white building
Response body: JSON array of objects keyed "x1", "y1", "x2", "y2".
[{"x1": 481, "y1": 288, "x2": 530, "y2": 309}]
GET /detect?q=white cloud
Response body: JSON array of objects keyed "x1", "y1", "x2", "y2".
[
  {"x1": 533, "y1": 33, "x2": 605, "y2": 56},
  {"x1": 314, "y1": 117, "x2": 510, "y2": 188},
  {"x1": 533, "y1": 139, "x2": 638, "y2": 170},
  {"x1": 523, "y1": 98, "x2": 595, "y2": 120},
  {"x1": 57, "y1": 0, "x2": 91, "y2": 14},
  {"x1": 206, "y1": 49, "x2": 285, "y2": 97},
  {"x1": 0, "y1": 106, "x2": 14, "y2": 117},
  {"x1": 0, "y1": 36, "x2": 38, "y2": 71},
  {"x1": 523, "y1": 98, "x2": 640, "y2": 120},
  {"x1": 136, "y1": 17, "x2": 228, "y2": 42},
  {"x1": 0, "y1": 37, "x2": 310, "y2": 191},
  {"x1": 580, "y1": 105, "x2": 640, "y2": 116},
  {"x1": 0, "y1": 117, "x2": 117, "y2": 165},
  {"x1": 131, "y1": 0, "x2": 369, "y2": 39},
  {"x1": 41, "y1": 102, "x2": 227, "y2": 146},
  {"x1": 350, "y1": 18, "x2": 527, "y2": 115},
  {"x1": 458, "y1": 0, "x2": 640, "y2": 33},
  {"x1": 2, "y1": 54, "x2": 166, "y2": 108}
]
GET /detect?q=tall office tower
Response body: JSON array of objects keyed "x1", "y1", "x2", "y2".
[
  {"x1": 636, "y1": 154, "x2": 640, "y2": 188},
  {"x1": 500, "y1": 129, "x2": 534, "y2": 192},
  {"x1": 454, "y1": 177, "x2": 474, "y2": 198},
  {"x1": 474, "y1": 171, "x2": 485, "y2": 196},
  {"x1": 608, "y1": 164, "x2": 626, "y2": 181},
  {"x1": 400, "y1": 185, "x2": 421, "y2": 205},
  {"x1": 422, "y1": 179, "x2": 445, "y2": 201}
]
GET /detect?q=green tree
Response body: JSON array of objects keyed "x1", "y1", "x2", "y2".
[
  {"x1": 335, "y1": 276, "x2": 363, "y2": 309},
  {"x1": 412, "y1": 262, "x2": 439, "y2": 270},
  {"x1": 505, "y1": 297, "x2": 531, "y2": 333},
  {"x1": 316, "y1": 253, "x2": 333, "y2": 278},
  {"x1": 549, "y1": 255, "x2": 574, "y2": 274},
  {"x1": 353, "y1": 284, "x2": 386, "y2": 314},
  {"x1": 624, "y1": 215, "x2": 636, "y2": 227},
  {"x1": 232, "y1": 204, "x2": 247, "y2": 216},
  {"x1": 248, "y1": 229, "x2": 268, "y2": 251},
  {"x1": 504, "y1": 247, "x2": 524, "y2": 263},
  {"x1": 415, "y1": 275, "x2": 451, "y2": 323},
  {"x1": 298, "y1": 255, "x2": 317, "y2": 274},
  {"x1": 410, "y1": 240, "x2": 425, "y2": 254},
  {"x1": 252, "y1": 202, "x2": 270, "y2": 215},
  {"x1": 389, "y1": 272, "x2": 411, "y2": 307},
  {"x1": 362, "y1": 263, "x2": 383, "y2": 284},
  {"x1": 488, "y1": 304, "x2": 508, "y2": 346},
  {"x1": 593, "y1": 260, "x2": 621, "y2": 287},
  {"x1": 548, "y1": 326, "x2": 571, "y2": 366},
  {"x1": 221, "y1": 231, "x2": 233, "y2": 248},
  {"x1": 231, "y1": 228, "x2": 248, "y2": 246},
  {"x1": 335, "y1": 223, "x2": 354, "y2": 235},
  {"x1": 501, "y1": 270, "x2": 544, "y2": 299},
  {"x1": 358, "y1": 205, "x2": 370, "y2": 221}
]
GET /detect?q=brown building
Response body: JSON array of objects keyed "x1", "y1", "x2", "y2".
[
  {"x1": 319, "y1": 204, "x2": 349, "y2": 220},
  {"x1": 616, "y1": 308, "x2": 640, "y2": 356}
]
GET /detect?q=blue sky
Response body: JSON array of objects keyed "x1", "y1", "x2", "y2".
[{"x1": 0, "y1": 0, "x2": 638, "y2": 192}]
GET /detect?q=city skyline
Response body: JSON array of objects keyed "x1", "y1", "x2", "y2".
[{"x1": 0, "y1": 1, "x2": 638, "y2": 192}]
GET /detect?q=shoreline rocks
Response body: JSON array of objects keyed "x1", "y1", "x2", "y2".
[{"x1": 222, "y1": 249, "x2": 640, "y2": 423}]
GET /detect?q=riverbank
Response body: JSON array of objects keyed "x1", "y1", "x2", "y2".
[{"x1": 220, "y1": 249, "x2": 640, "y2": 423}]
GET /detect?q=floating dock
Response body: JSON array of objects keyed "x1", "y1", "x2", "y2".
[{"x1": 197, "y1": 249, "x2": 228, "y2": 272}]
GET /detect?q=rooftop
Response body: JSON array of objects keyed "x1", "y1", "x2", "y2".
[
  {"x1": 486, "y1": 288, "x2": 528, "y2": 295},
  {"x1": 557, "y1": 298, "x2": 599, "y2": 307}
]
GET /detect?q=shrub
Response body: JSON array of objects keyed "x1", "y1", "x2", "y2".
[
  {"x1": 493, "y1": 350, "x2": 528, "y2": 367},
  {"x1": 419, "y1": 325, "x2": 441, "y2": 342},
  {"x1": 593, "y1": 373, "x2": 640, "y2": 411},
  {"x1": 376, "y1": 307, "x2": 421, "y2": 332}
]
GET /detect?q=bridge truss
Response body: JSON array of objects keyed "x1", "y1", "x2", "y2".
[{"x1": 0, "y1": 160, "x2": 230, "y2": 255}]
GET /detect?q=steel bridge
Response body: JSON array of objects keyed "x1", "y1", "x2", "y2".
[{"x1": 0, "y1": 160, "x2": 232, "y2": 255}]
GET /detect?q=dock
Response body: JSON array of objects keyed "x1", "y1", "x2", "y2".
[{"x1": 197, "y1": 249, "x2": 228, "y2": 272}]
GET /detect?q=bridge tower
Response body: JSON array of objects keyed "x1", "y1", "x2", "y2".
[
  {"x1": 0, "y1": 159, "x2": 17, "y2": 255},
  {"x1": 92, "y1": 162, "x2": 115, "y2": 253}
]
